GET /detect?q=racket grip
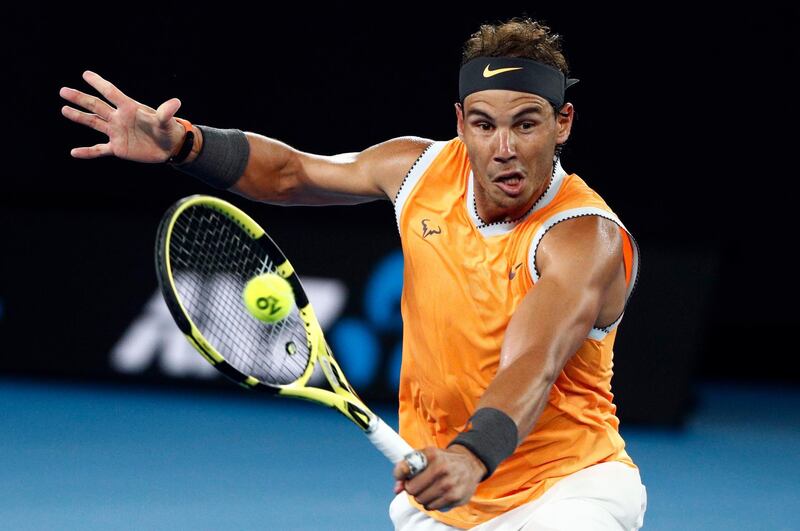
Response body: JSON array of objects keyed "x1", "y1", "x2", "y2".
[{"x1": 366, "y1": 417, "x2": 414, "y2": 464}]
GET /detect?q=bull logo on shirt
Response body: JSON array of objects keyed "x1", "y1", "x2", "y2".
[{"x1": 421, "y1": 218, "x2": 442, "y2": 239}]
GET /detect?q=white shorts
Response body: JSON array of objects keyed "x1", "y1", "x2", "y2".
[{"x1": 389, "y1": 461, "x2": 647, "y2": 530}]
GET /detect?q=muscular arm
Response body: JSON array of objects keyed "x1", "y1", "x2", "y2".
[
  {"x1": 476, "y1": 215, "x2": 625, "y2": 439},
  {"x1": 229, "y1": 133, "x2": 433, "y2": 206},
  {"x1": 59, "y1": 70, "x2": 431, "y2": 205}
]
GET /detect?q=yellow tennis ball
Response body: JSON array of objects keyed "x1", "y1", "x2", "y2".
[{"x1": 242, "y1": 273, "x2": 295, "y2": 323}]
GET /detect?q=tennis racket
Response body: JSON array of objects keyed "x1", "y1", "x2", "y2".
[{"x1": 155, "y1": 194, "x2": 425, "y2": 474}]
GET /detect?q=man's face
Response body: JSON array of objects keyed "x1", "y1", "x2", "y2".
[{"x1": 456, "y1": 90, "x2": 573, "y2": 223}]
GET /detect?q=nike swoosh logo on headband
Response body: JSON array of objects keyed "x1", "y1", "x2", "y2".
[{"x1": 483, "y1": 65, "x2": 523, "y2": 78}]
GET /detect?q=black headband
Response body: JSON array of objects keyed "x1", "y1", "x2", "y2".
[{"x1": 459, "y1": 57, "x2": 579, "y2": 109}]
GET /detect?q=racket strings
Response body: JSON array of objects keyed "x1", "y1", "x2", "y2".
[{"x1": 168, "y1": 206, "x2": 311, "y2": 385}]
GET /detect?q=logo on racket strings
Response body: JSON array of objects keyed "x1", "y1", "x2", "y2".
[{"x1": 257, "y1": 296, "x2": 284, "y2": 317}]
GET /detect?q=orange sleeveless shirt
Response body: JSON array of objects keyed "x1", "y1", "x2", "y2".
[{"x1": 393, "y1": 138, "x2": 640, "y2": 529}]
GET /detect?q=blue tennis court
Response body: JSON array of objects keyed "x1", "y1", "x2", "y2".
[{"x1": 1, "y1": 379, "x2": 797, "y2": 530}]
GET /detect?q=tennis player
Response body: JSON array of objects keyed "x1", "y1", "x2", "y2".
[{"x1": 61, "y1": 17, "x2": 646, "y2": 530}]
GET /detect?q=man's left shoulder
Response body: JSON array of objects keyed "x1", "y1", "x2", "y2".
[{"x1": 535, "y1": 215, "x2": 623, "y2": 278}]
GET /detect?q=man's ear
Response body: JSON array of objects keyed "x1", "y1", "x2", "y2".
[
  {"x1": 556, "y1": 103, "x2": 574, "y2": 145},
  {"x1": 455, "y1": 102, "x2": 465, "y2": 141}
]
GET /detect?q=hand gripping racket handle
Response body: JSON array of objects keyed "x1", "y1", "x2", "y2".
[{"x1": 366, "y1": 417, "x2": 427, "y2": 477}]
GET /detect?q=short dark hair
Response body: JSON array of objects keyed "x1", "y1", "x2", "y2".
[{"x1": 462, "y1": 17, "x2": 570, "y2": 73}]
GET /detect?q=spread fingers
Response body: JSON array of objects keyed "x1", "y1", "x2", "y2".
[
  {"x1": 61, "y1": 105, "x2": 110, "y2": 136},
  {"x1": 59, "y1": 86, "x2": 114, "y2": 121}
]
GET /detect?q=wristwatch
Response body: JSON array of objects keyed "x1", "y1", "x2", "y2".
[{"x1": 167, "y1": 118, "x2": 195, "y2": 165}]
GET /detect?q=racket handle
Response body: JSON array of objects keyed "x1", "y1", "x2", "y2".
[{"x1": 366, "y1": 416, "x2": 414, "y2": 464}]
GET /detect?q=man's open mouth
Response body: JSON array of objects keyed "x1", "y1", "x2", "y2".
[{"x1": 493, "y1": 171, "x2": 525, "y2": 195}]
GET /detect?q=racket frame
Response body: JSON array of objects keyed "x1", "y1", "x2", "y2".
[{"x1": 156, "y1": 195, "x2": 387, "y2": 433}]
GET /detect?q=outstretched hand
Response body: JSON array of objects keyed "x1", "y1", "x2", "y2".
[
  {"x1": 393, "y1": 445, "x2": 486, "y2": 512},
  {"x1": 60, "y1": 70, "x2": 185, "y2": 162}
]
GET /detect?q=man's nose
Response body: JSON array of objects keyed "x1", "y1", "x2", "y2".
[{"x1": 493, "y1": 128, "x2": 516, "y2": 162}]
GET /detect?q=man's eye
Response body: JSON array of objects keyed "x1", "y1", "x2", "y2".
[
  {"x1": 477, "y1": 123, "x2": 492, "y2": 131},
  {"x1": 520, "y1": 122, "x2": 536, "y2": 130}
]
